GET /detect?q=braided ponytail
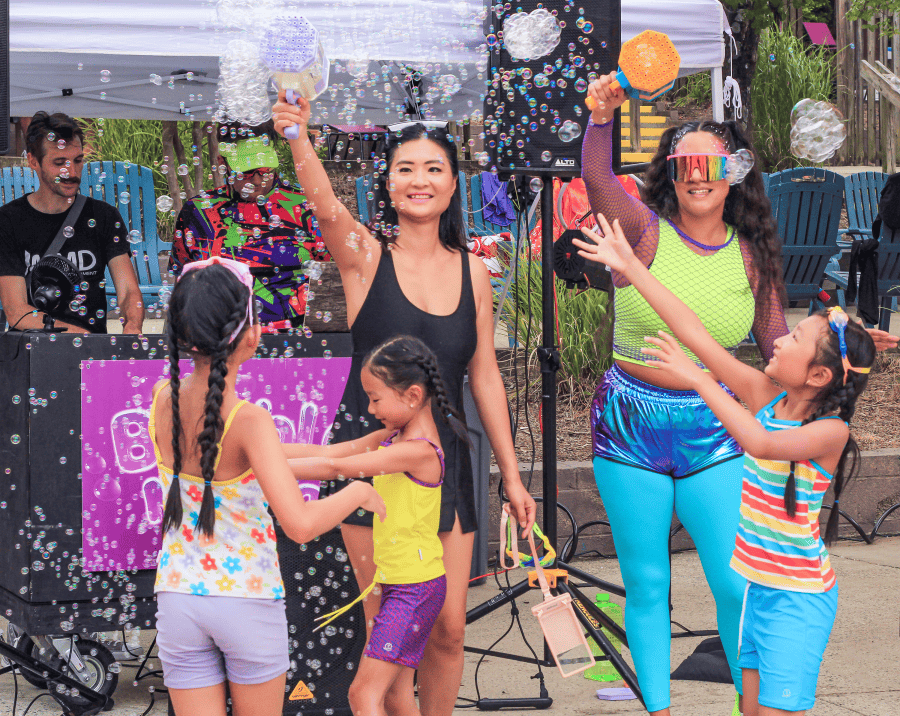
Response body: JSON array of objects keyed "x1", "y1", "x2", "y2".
[
  {"x1": 789, "y1": 312, "x2": 875, "y2": 544},
  {"x1": 195, "y1": 300, "x2": 246, "y2": 537},
  {"x1": 161, "y1": 314, "x2": 185, "y2": 535},
  {"x1": 417, "y1": 353, "x2": 471, "y2": 445}
]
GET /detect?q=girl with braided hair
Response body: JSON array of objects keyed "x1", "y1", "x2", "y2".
[
  {"x1": 576, "y1": 214, "x2": 876, "y2": 716},
  {"x1": 151, "y1": 256, "x2": 384, "y2": 716},
  {"x1": 285, "y1": 335, "x2": 466, "y2": 716}
]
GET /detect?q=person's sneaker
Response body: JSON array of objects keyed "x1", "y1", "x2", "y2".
[{"x1": 731, "y1": 693, "x2": 741, "y2": 716}]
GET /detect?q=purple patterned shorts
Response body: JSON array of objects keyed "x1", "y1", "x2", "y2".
[{"x1": 364, "y1": 575, "x2": 447, "y2": 668}]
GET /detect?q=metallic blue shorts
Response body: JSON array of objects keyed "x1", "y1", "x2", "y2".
[{"x1": 591, "y1": 364, "x2": 742, "y2": 478}]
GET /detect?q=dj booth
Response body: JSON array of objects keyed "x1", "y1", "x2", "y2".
[{"x1": 0, "y1": 329, "x2": 490, "y2": 714}]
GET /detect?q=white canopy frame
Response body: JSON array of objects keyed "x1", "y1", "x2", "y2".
[{"x1": 10, "y1": 0, "x2": 727, "y2": 124}]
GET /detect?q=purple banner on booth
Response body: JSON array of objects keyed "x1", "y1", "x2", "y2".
[{"x1": 80, "y1": 357, "x2": 351, "y2": 572}]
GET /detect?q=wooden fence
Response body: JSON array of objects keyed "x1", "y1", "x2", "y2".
[{"x1": 835, "y1": 2, "x2": 900, "y2": 168}]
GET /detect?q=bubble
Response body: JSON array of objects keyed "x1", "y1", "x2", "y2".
[
  {"x1": 724, "y1": 149, "x2": 755, "y2": 185},
  {"x1": 502, "y1": 8, "x2": 562, "y2": 61},
  {"x1": 541, "y1": 150, "x2": 552, "y2": 162},
  {"x1": 100, "y1": 70, "x2": 111, "y2": 83},
  {"x1": 127, "y1": 230, "x2": 142, "y2": 244},
  {"x1": 529, "y1": 177, "x2": 544, "y2": 192},
  {"x1": 575, "y1": 78, "x2": 588, "y2": 93},
  {"x1": 218, "y1": 38, "x2": 273, "y2": 125},
  {"x1": 63, "y1": 226, "x2": 75, "y2": 239},
  {"x1": 156, "y1": 195, "x2": 174, "y2": 213},
  {"x1": 10, "y1": 435, "x2": 20, "y2": 445},
  {"x1": 150, "y1": 73, "x2": 163, "y2": 85},
  {"x1": 118, "y1": 191, "x2": 131, "y2": 205},
  {"x1": 177, "y1": 164, "x2": 189, "y2": 176},
  {"x1": 789, "y1": 99, "x2": 847, "y2": 163},
  {"x1": 558, "y1": 120, "x2": 583, "y2": 143}
]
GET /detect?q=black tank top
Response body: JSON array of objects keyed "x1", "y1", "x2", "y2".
[{"x1": 330, "y1": 248, "x2": 479, "y2": 533}]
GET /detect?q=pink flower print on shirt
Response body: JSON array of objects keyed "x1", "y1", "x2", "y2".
[
  {"x1": 247, "y1": 575, "x2": 263, "y2": 594},
  {"x1": 187, "y1": 485, "x2": 203, "y2": 502},
  {"x1": 167, "y1": 570, "x2": 182, "y2": 588},
  {"x1": 181, "y1": 525, "x2": 194, "y2": 542}
]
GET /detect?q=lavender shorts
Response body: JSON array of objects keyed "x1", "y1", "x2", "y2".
[
  {"x1": 155, "y1": 592, "x2": 289, "y2": 688},
  {"x1": 364, "y1": 576, "x2": 447, "y2": 668}
]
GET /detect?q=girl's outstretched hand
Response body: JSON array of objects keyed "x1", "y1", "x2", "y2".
[
  {"x1": 272, "y1": 89, "x2": 311, "y2": 139},
  {"x1": 572, "y1": 212, "x2": 637, "y2": 274},
  {"x1": 641, "y1": 331, "x2": 706, "y2": 385}
]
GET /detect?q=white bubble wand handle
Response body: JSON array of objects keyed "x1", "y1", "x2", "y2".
[{"x1": 284, "y1": 89, "x2": 301, "y2": 140}]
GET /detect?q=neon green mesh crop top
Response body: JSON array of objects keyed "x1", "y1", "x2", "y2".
[{"x1": 613, "y1": 219, "x2": 755, "y2": 369}]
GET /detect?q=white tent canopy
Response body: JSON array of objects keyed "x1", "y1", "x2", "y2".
[{"x1": 10, "y1": 0, "x2": 727, "y2": 124}]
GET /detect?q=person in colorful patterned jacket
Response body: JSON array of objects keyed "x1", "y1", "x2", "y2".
[
  {"x1": 168, "y1": 121, "x2": 330, "y2": 330},
  {"x1": 576, "y1": 213, "x2": 875, "y2": 716}
]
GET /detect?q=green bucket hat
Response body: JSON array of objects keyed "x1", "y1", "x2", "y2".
[{"x1": 219, "y1": 136, "x2": 279, "y2": 173}]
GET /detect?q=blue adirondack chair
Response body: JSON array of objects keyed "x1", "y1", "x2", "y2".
[
  {"x1": 81, "y1": 161, "x2": 167, "y2": 312},
  {"x1": 767, "y1": 167, "x2": 845, "y2": 314},
  {"x1": 0, "y1": 167, "x2": 41, "y2": 323},
  {"x1": 824, "y1": 172, "x2": 891, "y2": 310}
]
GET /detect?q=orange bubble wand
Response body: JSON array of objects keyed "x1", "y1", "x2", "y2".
[{"x1": 587, "y1": 30, "x2": 681, "y2": 108}]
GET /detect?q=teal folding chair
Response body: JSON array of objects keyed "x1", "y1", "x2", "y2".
[
  {"x1": 0, "y1": 167, "x2": 40, "y2": 324},
  {"x1": 824, "y1": 172, "x2": 891, "y2": 310},
  {"x1": 767, "y1": 167, "x2": 845, "y2": 314},
  {"x1": 81, "y1": 161, "x2": 166, "y2": 312}
]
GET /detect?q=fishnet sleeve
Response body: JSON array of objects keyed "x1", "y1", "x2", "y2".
[
  {"x1": 582, "y1": 120, "x2": 659, "y2": 287},
  {"x1": 739, "y1": 239, "x2": 789, "y2": 362}
]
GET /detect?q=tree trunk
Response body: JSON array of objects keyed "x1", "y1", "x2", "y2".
[
  {"x1": 191, "y1": 122, "x2": 205, "y2": 193},
  {"x1": 728, "y1": 11, "x2": 760, "y2": 133},
  {"x1": 206, "y1": 122, "x2": 224, "y2": 189},
  {"x1": 161, "y1": 121, "x2": 183, "y2": 215},
  {"x1": 170, "y1": 123, "x2": 196, "y2": 200}
]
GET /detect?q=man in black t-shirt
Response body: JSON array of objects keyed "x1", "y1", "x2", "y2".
[{"x1": 0, "y1": 112, "x2": 143, "y2": 334}]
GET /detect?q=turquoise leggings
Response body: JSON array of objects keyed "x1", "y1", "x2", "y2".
[{"x1": 593, "y1": 456, "x2": 746, "y2": 712}]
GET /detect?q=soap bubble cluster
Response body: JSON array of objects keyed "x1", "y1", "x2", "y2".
[
  {"x1": 218, "y1": 38, "x2": 273, "y2": 125},
  {"x1": 502, "y1": 8, "x2": 562, "y2": 61},
  {"x1": 789, "y1": 99, "x2": 846, "y2": 163},
  {"x1": 725, "y1": 149, "x2": 754, "y2": 185},
  {"x1": 425, "y1": 74, "x2": 463, "y2": 104}
]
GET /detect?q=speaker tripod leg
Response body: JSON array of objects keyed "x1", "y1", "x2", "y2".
[{"x1": 556, "y1": 581, "x2": 645, "y2": 709}]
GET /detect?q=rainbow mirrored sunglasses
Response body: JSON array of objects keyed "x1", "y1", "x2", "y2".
[
  {"x1": 666, "y1": 153, "x2": 728, "y2": 183},
  {"x1": 826, "y1": 307, "x2": 871, "y2": 385},
  {"x1": 179, "y1": 256, "x2": 256, "y2": 344}
]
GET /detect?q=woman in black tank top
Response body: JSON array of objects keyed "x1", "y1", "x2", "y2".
[{"x1": 274, "y1": 94, "x2": 536, "y2": 716}]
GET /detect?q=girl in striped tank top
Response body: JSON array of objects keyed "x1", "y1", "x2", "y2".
[
  {"x1": 285, "y1": 335, "x2": 469, "y2": 716},
  {"x1": 576, "y1": 214, "x2": 876, "y2": 715}
]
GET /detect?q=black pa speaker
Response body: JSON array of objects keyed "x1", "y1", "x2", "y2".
[
  {"x1": 484, "y1": 1, "x2": 621, "y2": 176},
  {"x1": 277, "y1": 525, "x2": 366, "y2": 716}
]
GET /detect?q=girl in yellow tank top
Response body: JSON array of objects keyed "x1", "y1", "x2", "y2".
[{"x1": 287, "y1": 335, "x2": 470, "y2": 713}]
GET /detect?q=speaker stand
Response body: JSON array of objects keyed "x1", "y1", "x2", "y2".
[{"x1": 464, "y1": 178, "x2": 645, "y2": 711}]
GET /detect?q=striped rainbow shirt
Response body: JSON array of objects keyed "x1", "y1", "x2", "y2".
[{"x1": 730, "y1": 394, "x2": 838, "y2": 594}]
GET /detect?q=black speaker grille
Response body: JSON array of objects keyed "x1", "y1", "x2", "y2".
[
  {"x1": 484, "y1": 1, "x2": 620, "y2": 176},
  {"x1": 277, "y1": 526, "x2": 365, "y2": 716}
]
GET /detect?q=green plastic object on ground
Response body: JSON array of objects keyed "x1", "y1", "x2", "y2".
[{"x1": 584, "y1": 593, "x2": 624, "y2": 682}]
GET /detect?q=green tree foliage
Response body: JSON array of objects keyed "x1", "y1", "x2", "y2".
[{"x1": 848, "y1": 0, "x2": 900, "y2": 34}]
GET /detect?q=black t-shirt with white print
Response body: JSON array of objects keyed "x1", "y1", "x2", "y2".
[{"x1": 0, "y1": 194, "x2": 130, "y2": 333}]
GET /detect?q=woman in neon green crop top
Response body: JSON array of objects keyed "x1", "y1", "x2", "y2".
[{"x1": 581, "y1": 73, "x2": 896, "y2": 716}]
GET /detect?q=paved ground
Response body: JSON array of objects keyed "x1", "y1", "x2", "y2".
[{"x1": 2, "y1": 537, "x2": 898, "y2": 715}]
